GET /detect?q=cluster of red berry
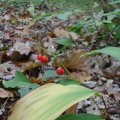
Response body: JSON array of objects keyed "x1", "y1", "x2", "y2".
[{"x1": 37, "y1": 55, "x2": 64, "y2": 75}]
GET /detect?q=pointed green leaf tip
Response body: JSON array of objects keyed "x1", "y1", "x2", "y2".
[
  {"x1": 85, "y1": 47, "x2": 120, "y2": 61},
  {"x1": 3, "y1": 71, "x2": 32, "y2": 88}
]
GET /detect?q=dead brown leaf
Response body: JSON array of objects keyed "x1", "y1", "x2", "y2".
[
  {"x1": 30, "y1": 77, "x2": 43, "y2": 84},
  {"x1": 47, "y1": 31, "x2": 55, "y2": 37},
  {"x1": 69, "y1": 32, "x2": 79, "y2": 41},
  {"x1": 0, "y1": 51, "x2": 8, "y2": 63},
  {"x1": 71, "y1": 71, "x2": 92, "y2": 83},
  {"x1": 15, "y1": 61, "x2": 40, "y2": 72},
  {"x1": 11, "y1": 42, "x2": 31, "y2": 55},
  {"x1": 19, "y1": 11, "x2": 32, "y2": 19},
  {"x1": 0, "y1": 2, "x2": 4, "y2": 7},
  {"x1": 105, "y1": 80, "x2": 120, "y2": 101},
  {"x1": 0, "y1": 88, "x2": 14, "y2": 98},
  {"x1": 54, "y1": 28, "x2": 70, "y2": 38},
  {"x1": 65, "y1": 104, "x2": 78, "y2": 114}
]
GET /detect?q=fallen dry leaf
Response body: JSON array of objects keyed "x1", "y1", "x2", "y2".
[
  {"x1": 71, "y1": 71, "x2": 92, "y2": 83},
  {"x1": 105, "y1": 80, "x2": 120, "y2": 101},
  {"x1": 19, "y1": 11, "x2": 32, "y2": 19},
  {"x1": 69, "y1": 32, "x2": 79, "y2": 41},
  {"x1": 54, "y1": 28, "x2": 70, "y2": 38},
  {"x1": 47, "y1": 31, "x2": 55, "y2": 37},
  {"x1": 10, "y1": 42, "x2": 31, "y2": 55},
  {"x1": 15, "y1": 61, "x2": 40, "y2": 72},
  {"x1": 0, "y1": 88, "x2": 14, "y2": 98},
  {"x1": 0, "y1": 51, "x2": 8, "y2": 63},
  {"x1": 65, "y1": 104, "x2": 78, "y2": 114},
  {"x1": 30, "y1": 77, "x2": 43, "y2": 84}
]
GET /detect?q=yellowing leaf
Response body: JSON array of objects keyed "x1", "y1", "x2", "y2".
[{"x1": 8, "y1": 83, "x2": 96, "y2": 120}]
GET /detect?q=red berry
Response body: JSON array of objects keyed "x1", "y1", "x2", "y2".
[
  {"x1": 56, "y1": 67, "x2": 64, "y2": 75},
  {"x1": 37, "y1": 55, "x2": 42, "y2": 61},
  {"x1": 37, "y1": 55, "x2": 49, "y2": 63}
]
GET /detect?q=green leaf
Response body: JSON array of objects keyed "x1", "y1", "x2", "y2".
[
  {"x1": 56, "y1": 38, "x2": 74, "y2": 47},
  {"x1": 57, "y1": 11, "x2": 72, "y2": 21},
  {"x1": 27, "y1": 4, "x2": 35, "y2": 16},
  {"x1": 18, "y1": 84, "x2": 40, "y2": 97},
  {"x1": 69, "y1": 21, "x2": 85, "y2": 35},
  {"x1": 58, "y1": 79, "x2": 80, "y2": 86},
  {"x1": 33, "y1": 14, "x2": 42, "y2": 21},
  {"x1": 115, "y1": 26, "x2": 120, "y2": 40},
  {"x1": 8, "y1": 83, "x2": 96, "y2": 120},
  {"x1": 84, "y1": 47, "x2": 120, "y2": 61},
  {"x1": 3, "y1": 71, "x2": 32, "y2": 88},
  {"x1": 57, "y1": 113, "x2": 105, "y2": 120},
  {"x1": 44, "y1": 70, "x2": 59, "y2": 80},
  {"x1": 103, "y1": 15, "x2": 116, "y2": 24}
]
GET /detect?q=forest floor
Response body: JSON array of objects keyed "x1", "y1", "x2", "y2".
[{"x1": 0, "y1": 1, "x2": 120, "y2": 120}]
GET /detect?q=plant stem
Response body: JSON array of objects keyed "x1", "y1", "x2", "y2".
[
  {"x1": 91, "y1": 97, "x2": 101, "y2": 112},
  {"x1": 39, "y1": 46, "x2": 77, "y2": 80},
  {"x1": 101, "y1": 96, "x2": 107, "y2": 111},
  {"x1": 60, "y1": 62, "x2": 76, "y2": 80},
  {"x1": 98, "y1": 95, "x2": 109, "y2": 118}
]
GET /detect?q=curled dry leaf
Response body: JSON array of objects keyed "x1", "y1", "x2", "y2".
[{"x1": 0, "y1": 88, "x2": 14, "y2": 98}]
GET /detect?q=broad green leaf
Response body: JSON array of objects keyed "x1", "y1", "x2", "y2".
[
  {"x1": 44, "y1": 70, "x2": 59, "y2": 80},
  {"x1": 58, "y1": 79, "x2": 80, "y2": 86},
  {"x1": 57, "y1": 113, "x2": 105, "y2": 120},
  {"x1": 84, "y1": 47, "x2": 120, "y2": 61},
  {"x1": 56, "y1": 38, "x2": 74, "y2": 47},
  {"x1": 8, "y1": 83, "x2": 96, "y2": 120},
  {"x1": 3, "y1": 71, "x2": 32, "y2": 88},
  {"x1": 18, "y1": 84, "x2": 40, "y2": 97}
]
